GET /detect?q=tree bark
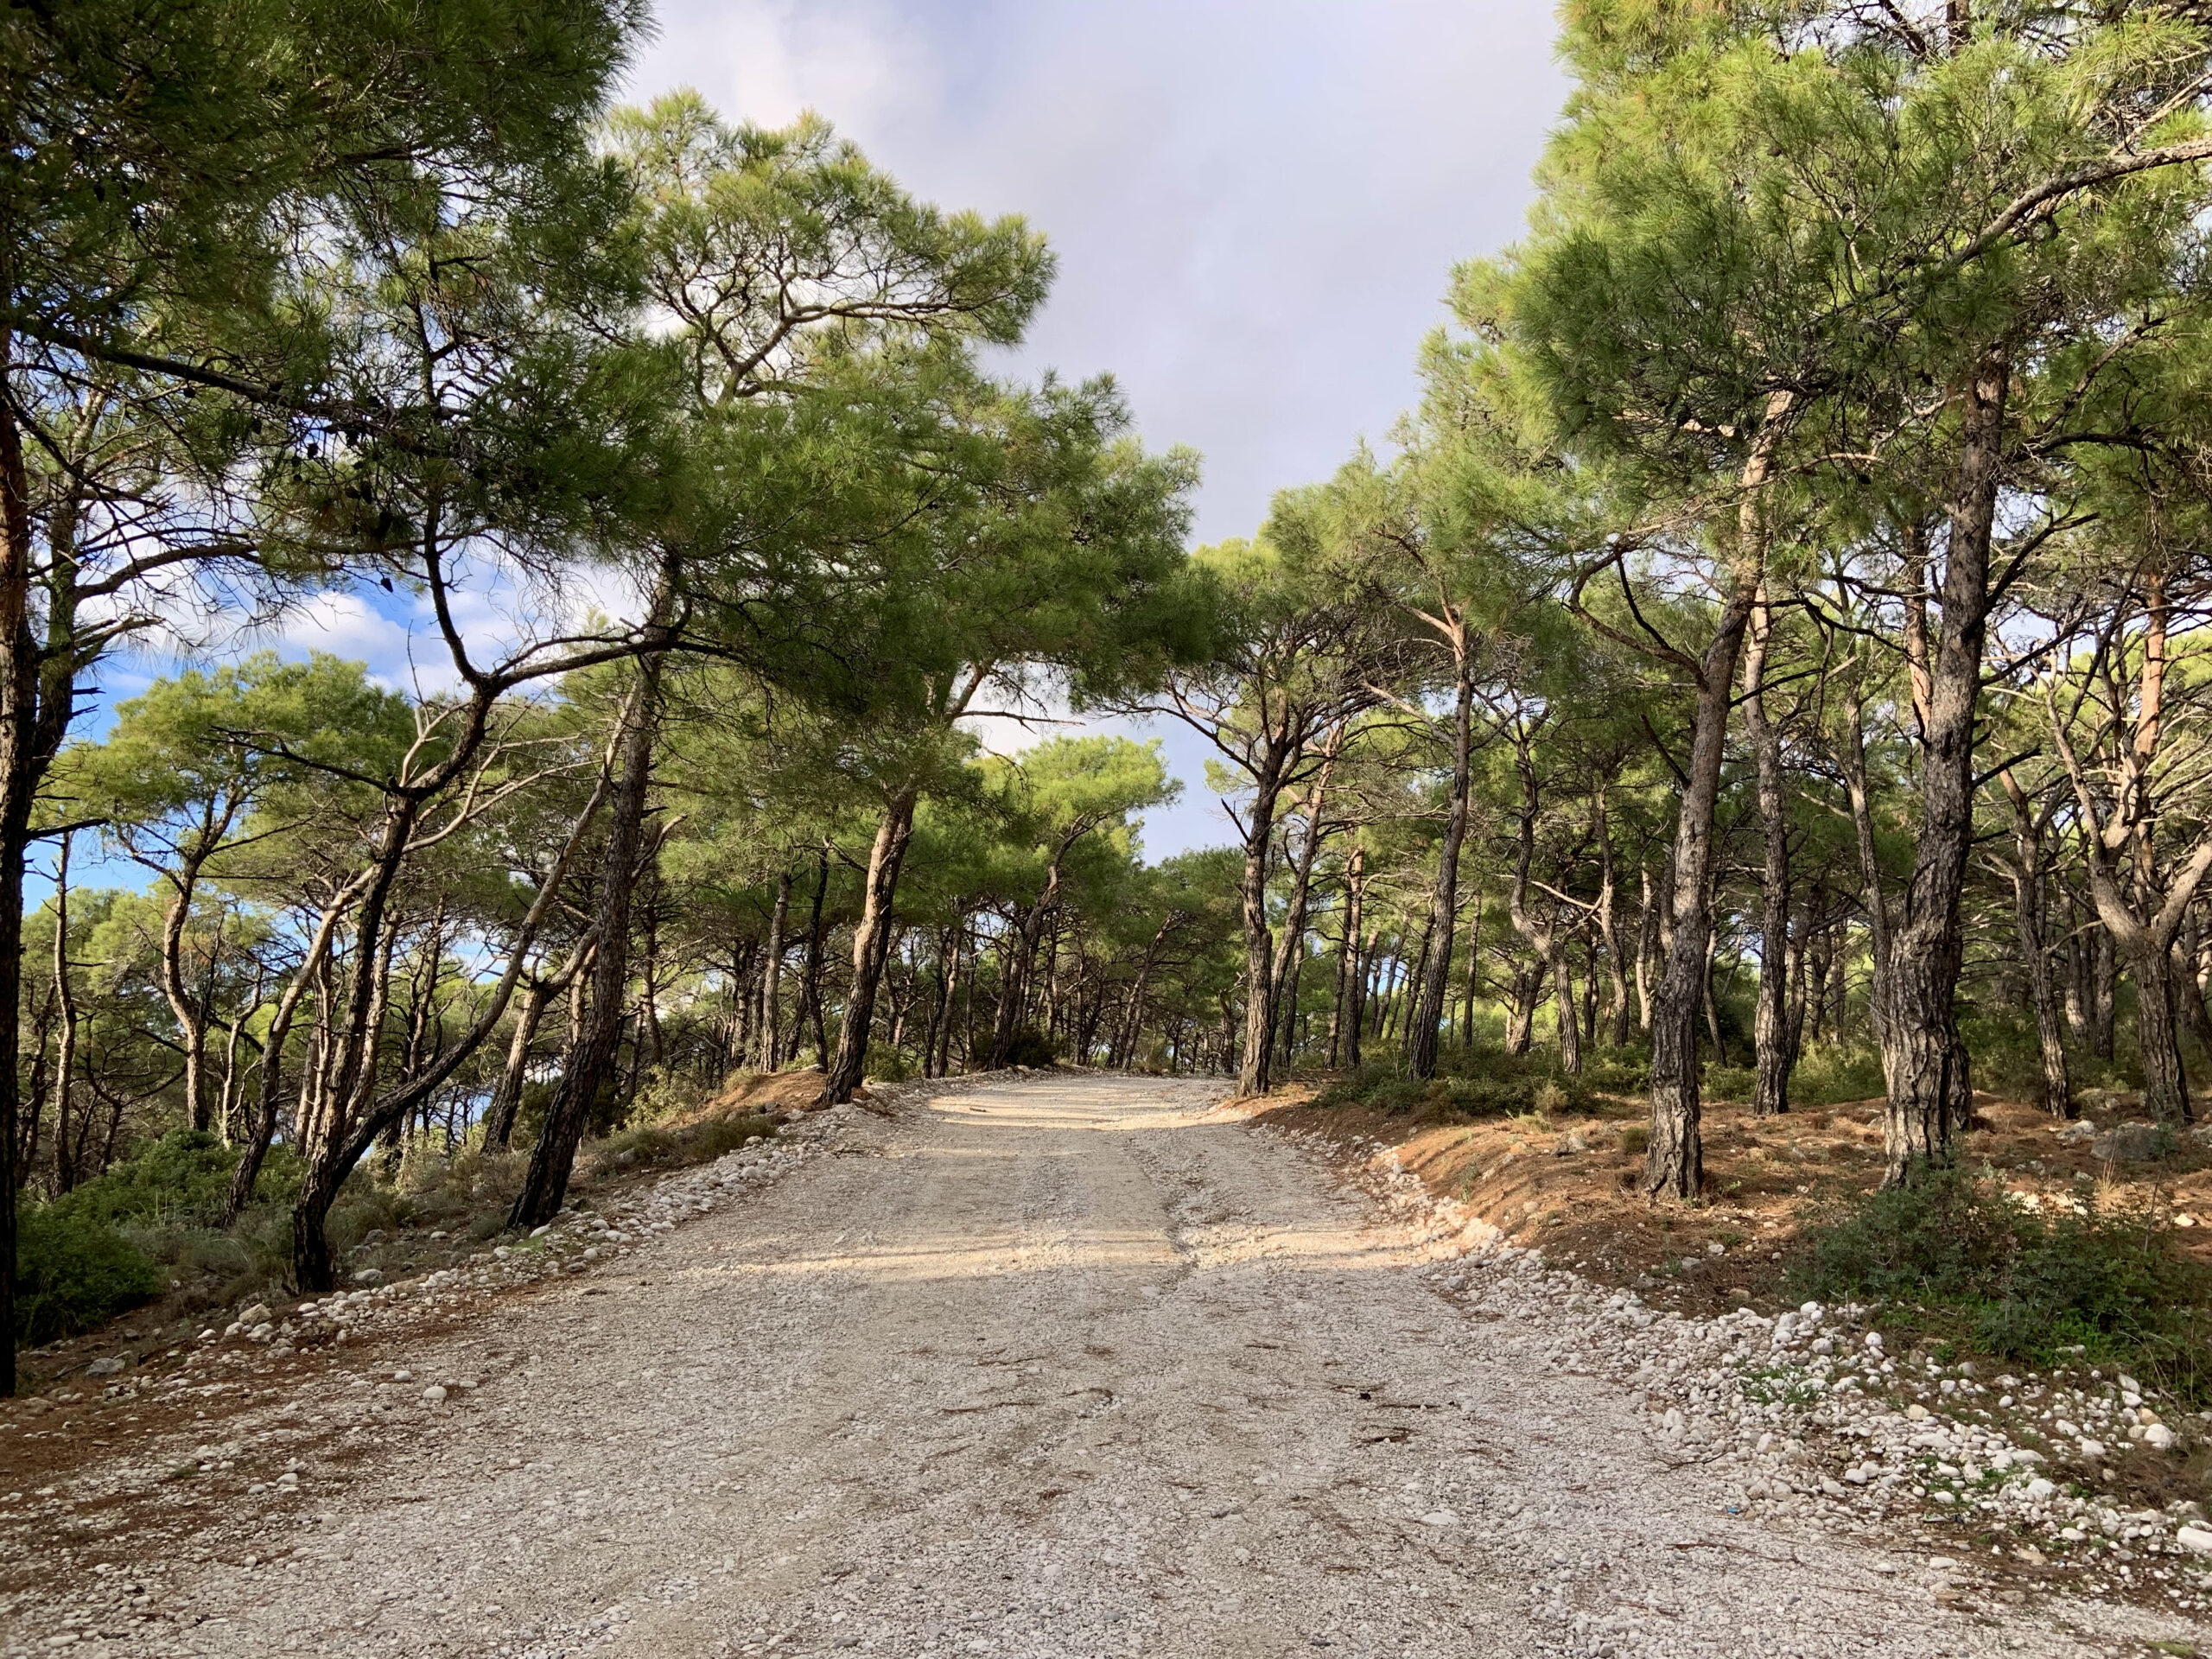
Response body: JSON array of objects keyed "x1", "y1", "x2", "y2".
[
  {"x1": 511, "y1": 639, "x2": 669, "y2": 1229},
  {"x1": 1503, "y1": 958, "x2": 1544, "y2": 1056},
  {"x1": 1745, "y1": 586, "x2": 1794, "y2": 1117},
  {"x1": 1235, "y1": 741, "x2": 1294, "y2": 1096},
  {"x1": 48, "y1": 834, "x2": 81, "y2": 1192},
  {"x1": 1335, "y1": 848, "x2": 1366, "y2": 1068},
  {"x1": 820, "y1": 791, "x2": 919, "y2": 1103},
  {"x1": 1879, "y1": 353, "x2": 2006, "y2": 1182},
  {"x1": 1643, "y1": 395, "x2": 1789, "y2": 1198},
  {"x1": 1997, "y1": 776, "x2": 2072, "y2": 1117},
  {"x1": 1409, "y1": 652, "x2": 1475, "y2": 1080},
  {"x1": 1551, "y1": 944, "x2": 1582, "y2": 1077},
  {"x1": 1643, "y1": 560, "x2": 1758, "y2": 1198},
  {"x1": 799, "y1": 846, "x2": 831, "y2": 1069},
  {"x1": 758, "y1": 868, "x2": 791, "y2": 1071}
]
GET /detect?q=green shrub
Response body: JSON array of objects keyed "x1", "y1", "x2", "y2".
[
  {"x1": 48, "y1": 1128, "x2": 295, "y2": 1230},
  {"x1": 1001, "y1": 1028, "x2": 1058, "y2": 1068},
  {"x1": 596, "y1": 1124, "x2": 678, "y2": 1168},
  {"x1": 1618, "y1": 1124, "x2": 1649, "y2": 1156},
  {"x1": 1790, "y1": 1166, "x2": 2212, "y2": 1402},
  {"x1": 697, "y1": 1113, "x2": 779, "y2": 1160},
  {"x1": 16, "y1": 1204, "x2": 162, "y2": 1344},
  {"x1": 1702, "y1": 1063, "x2": 1757, "y2": 1103},
  {"x1": 1312, "y1": 1052, "x2": 1598, "y2": 1119},
  {"x1": 1582, "y1": 1053, "x2": 1650, "y2": 1095}
]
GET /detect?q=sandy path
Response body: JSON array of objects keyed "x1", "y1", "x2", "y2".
[{"x1": 104, "y1": 1074, "x2": 2145, "y2": 1657}]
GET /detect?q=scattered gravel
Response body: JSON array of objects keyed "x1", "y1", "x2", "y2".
[
  {"x1": 6, "y1": 1074, "x2": 2203, "y2": 1657},
  {"x1": 1295, "y1": 1126, "x2": 2212, "y2": 1611}
]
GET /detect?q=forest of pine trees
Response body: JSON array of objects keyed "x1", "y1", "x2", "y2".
[{"x1": 11, "y1": 0, "x2": 2212, "y2": 1401}]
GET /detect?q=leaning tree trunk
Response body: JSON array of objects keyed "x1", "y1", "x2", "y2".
[
  {"x1": 1878, "y1": 351, "x2": 2006, "y2": 1184},
  {"x1": 1409, "y1": 652, "x2": 1474, "y2": 1080},
  {"x1": 1235, "y1": 747, "x2": 1292, "y2": 1096},
  {"x1": 511, "y1": 648, "x2": 667, "y2": 1229},
  {"x1": 485, "y1": 976, "x2": 554, "y2": 1149},
  {"x1": 1745, "y1": 586, "x2": 1794, "y2": 1117},
  {"x1": 820, "y1": 791, "x2": 919, "y2": 1103}
]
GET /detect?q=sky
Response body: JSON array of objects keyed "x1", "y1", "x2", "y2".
[{"x1": 82, "y1": 0, "x2": 1570, "y2": 893}]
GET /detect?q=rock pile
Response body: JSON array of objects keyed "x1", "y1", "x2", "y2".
[{"x1": 1273, "y1": 1122, "x2": 2212, "y2": 1613}]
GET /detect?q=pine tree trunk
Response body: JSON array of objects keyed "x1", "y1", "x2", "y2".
[
  {"x1": 820, "y1": 792, "x2": 918, "y2": 1103},
  {"x1": 1999, "y1": 786, "x2": 2072, "y2": 1118},
  {"x1": 1551, "y1": 945, "x2": 1581, "y2": 1076},
  {"x1": 511, "y1": 640, "x2": 668, "y2": 1229},
  {"x1": 485, "y1": 977, "x2": 552, "y2": 1149},
  {"x1": 1236, "y1": 758, "x2": 1291, "y2": 1096},
  {"x1": 1410, "y1": 656, "x2": 1473, "y2": 1079},
  {"x1": 1878, "y1": 352, "x2": 2006, "y2": 1183},
  {"x1": 757, "y1": 869, "x2": 791, "y2": 1071},
  {"x1": 1745, "y1": 588, "x2": 1794, "y2": 1116},
  {"x1": 2134, "y1": 940, "x2": 2192, "y2": 1125},
  {"x1": 1332, "y1": 849, "x2": 1365, "y2": 1068},
  {"x1": 1503, "y1": 959, "x2": 1543, "y2": 1057},
  {"x1": 1643, "y1": 563, "x2": 1761, "y2": 1197}
]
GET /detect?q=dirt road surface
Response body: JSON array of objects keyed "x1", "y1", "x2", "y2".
[{"x1": 77, "y1": 1074, "x2": 2174, "y2": 1656}]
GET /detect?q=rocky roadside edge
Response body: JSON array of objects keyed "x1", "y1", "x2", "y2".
[
  {"x1": 0, "y1": 1074, "x2": 996, "y2": 1656},
  {"x1": 1264, "y1": 1121, "x2": 2212, "y2": 1629}
]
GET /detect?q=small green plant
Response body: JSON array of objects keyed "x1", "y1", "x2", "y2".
[
  {"x1": 1738, "y1": 1363, "x2": 1824, "y2": 1407},
  {"x1": 696, "y1": 1113, "x2": 779, "y2": 1159},
  {"x1": 1618, "y1": 1124, "x2": 1649, "y2": 1157},
  {"x1": 1790, "y1": 1166, "x2": 2212, "y2": 1402}
]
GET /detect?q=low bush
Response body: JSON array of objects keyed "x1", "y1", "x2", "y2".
[
  {"x1": 49, "y1": 1128, "x2": 296, "y2": 1229},
  {"x1": 16, "y1": 1204, "x2": 162, "y2": 1343},
  {"x1": 696, "y1": 1113, "x2": 779, "y2": 1160},
  {"x1": 1309, "y1": 1052, "x2": 1596, "y2": 1120},
  {"x1": 1001, "y1": 1028, "x2": 1058, "y2": 1069},
  {"x1": 1789, "y1": 1166, "x2": 2212, "y2": 1402},
  {"x1": 1787, "y1": 1044, "x2": 1888, "y2": 1107}
]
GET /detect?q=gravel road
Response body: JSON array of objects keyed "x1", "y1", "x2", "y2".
[{"x1": 93, "y1": 1073, "x2": 2184, "y2": 1657}]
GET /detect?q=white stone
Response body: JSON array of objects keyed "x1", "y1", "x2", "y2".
[
  {"x1": 1418, "y1": 1510, "x2": 1458, "y2": 1528},
  {"x1": 2177, "y1": 1525, "x2": 2212, "y2": 1555},
  {"x1": 422, "y1": 1385, "x2": 448, "y2": 1405},
  {"x1": 2145, "y1": 1424, "x2": 2177, "y2": 1452}
]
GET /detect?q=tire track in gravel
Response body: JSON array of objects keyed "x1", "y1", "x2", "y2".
[{"x1": 77, "y1": 1073, "x2": 2196, "y2": 1658}]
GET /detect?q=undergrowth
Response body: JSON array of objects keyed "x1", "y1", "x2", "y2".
[
  {"x1": 18, "y1": 1103, "x2": 787, "y2": 1352},
  {"x1": 1309, "y1": 1049, "x2": 1607, "y2": 1120},
  {"x1": 1789, "y1": 1166, "x2": 2212, "y2": 1406}
]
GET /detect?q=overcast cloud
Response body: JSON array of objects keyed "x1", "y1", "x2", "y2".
[{"x1": 615, "y1": 1, "x2": 1569, "y2": 856}]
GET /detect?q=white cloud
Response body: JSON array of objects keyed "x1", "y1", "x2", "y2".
[
  {"x1": 626, "y1": 0, "x2": 1566, "y2": 543},
  {"x1": 628, "y1": 0, "x2": 1567, "y2": 855}
]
